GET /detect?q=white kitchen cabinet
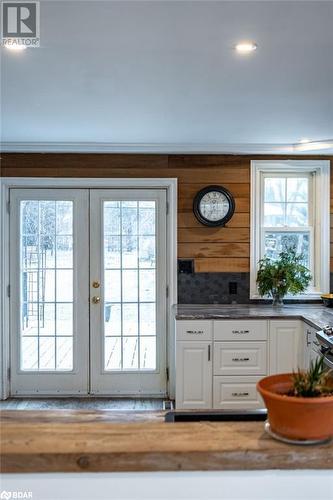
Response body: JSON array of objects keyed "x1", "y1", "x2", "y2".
[
  {"x1": 303, "y1": 324, "x2": 313, "y2": 368},
  {"x1": 176, "y1": 341, "x2": 212, "y2": 409},
  {"x1": 309, "y1": 345, "x2": 321, "y2": 365},
  {"x1": 303, "y1": 324, "x2": 321, "y2": 368},
  {"x1": 176, "y1": 319, "x2": 268, "y2": 410},
  {"x1": 176, "y1": 318, "x2": 311, "y2": 410},
  {"x1": 269, "y1": 320, "x2": 303, "y2": 374},
  {"x1": 305, "y1": 325, "x2": 322, "y2": 366}
]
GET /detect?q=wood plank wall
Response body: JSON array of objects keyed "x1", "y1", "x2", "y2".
[{"x1": 1, "y1": 153, "x2": 332, "y2": 273}]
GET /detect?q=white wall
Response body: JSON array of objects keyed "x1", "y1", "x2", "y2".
[{"x1": 1, "y1": 470, "x2": 333, "y2": 500}]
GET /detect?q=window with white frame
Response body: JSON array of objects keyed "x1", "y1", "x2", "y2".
[{"x1": 250, "y1": 161, "x2": 330, "y2": 299}]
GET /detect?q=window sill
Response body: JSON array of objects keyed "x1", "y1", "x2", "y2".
[{"x1": 250, "y1": 294, "x2": 324, "y2": 302}]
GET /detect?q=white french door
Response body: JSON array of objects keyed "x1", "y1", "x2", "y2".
[
  {"x1": 89, "y1": 190, "x2": 167, "y2": 395},
  {"x1": 9, "y1": 188, "x2": 167, "y2": 396},
  {"x1": 10, "y1": 189, "x2": 90, "y2": 395}
]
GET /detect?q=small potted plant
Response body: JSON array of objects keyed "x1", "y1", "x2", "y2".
[
  {"x1": 257, "y1": 358, "x2": 333, "y2": 442},
  {"x1": 256, "y1": 248, "x2": 312, "y2": 306}
]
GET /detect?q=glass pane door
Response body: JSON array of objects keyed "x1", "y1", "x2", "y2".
[
  {"x1": 10, "y1": 189, "x2": 89, "y2": 395},
  {"x1": 104, "y1": 200, "x2": 157, "y2": 371},
  {"x1": 90, "y1": 190, "x2": 167, "y2": 396},
  {"x1": 20, "y1": 200, "x2": 74, "y2": 371}
]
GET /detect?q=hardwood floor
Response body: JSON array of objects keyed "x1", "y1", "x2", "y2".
[
  {"x1": 0, "y1": 409, "x2": 166, "y2": 424},
  {"x1": 0, "y1": 397, "x2": 165, "y2": 411}
]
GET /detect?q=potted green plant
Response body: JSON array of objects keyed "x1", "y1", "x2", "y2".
[
  {"x1": 257, "y1": 358, "x2": 333, "y2": 442},
  {"x1": 256, "y1": 248, "x2": 312, "y2": 306}
]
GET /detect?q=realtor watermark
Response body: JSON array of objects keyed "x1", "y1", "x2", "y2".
[
  {"x1": 1, "y1": 1, "x2": 40, "y2": 48},
  {"x1": 0, "y1": 492, "x2": 32, "y2": 499}
]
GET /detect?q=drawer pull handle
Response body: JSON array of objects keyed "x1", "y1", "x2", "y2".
[
  {"x1": 208, "y1": 344, "x2": 211, "y2": 362},
  {"x1": 186, "y1": 330, "x2": 204, "y2": 335},
  {"x1": 232, "y1": 330, "x2": 250, "y2": 335},
  {"x1": 306, "y1": 330, "x2": 312, "y2": 347},
  {"x1": 232, "y1": 357, "x2": 250, "y2": 362},
  {"x1": 232, "y1": 392, "x2": 249, "y2": 397}
]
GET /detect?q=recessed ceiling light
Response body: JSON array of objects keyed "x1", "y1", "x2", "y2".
[
  {"x1": 299, "y1": 138, "x2": 311, "y2": 144},
  {"x1": 294, "y1": 139, "x2": 333, "y2": 152},
  {"x1": 5, "y1": 45, "x2": 27, "y2": 51},
  {"x1": 235, "y1": 42, "x2": 257, "y2": 54}
]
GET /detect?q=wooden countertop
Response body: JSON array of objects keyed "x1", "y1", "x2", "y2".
[{"x1": 1, "y1": 410, "x2": 332, "y2": 473}]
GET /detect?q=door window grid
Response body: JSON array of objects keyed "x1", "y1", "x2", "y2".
[
  {"x1": 20, "y1": 200, "x2": 74, "y2": 371},
  {"x1": 103, "y1": 201, "x2": 157, "y2": 371}
]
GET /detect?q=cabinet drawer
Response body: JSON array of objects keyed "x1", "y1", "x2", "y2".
[
  {"x1": 214, "y1": 320, "x2": 268, "y2": 341},
  {"x1": 176, "y1": 320, "x2": 212, "y2": 341},
  {"x1": 213, "y1": 341, "x2": 267, "y2": 375},
  {"x1": 213, "y1": 376, "x2": 264, "y2": 409}
]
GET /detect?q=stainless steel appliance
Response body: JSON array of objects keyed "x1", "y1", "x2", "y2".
[{"x1": 316, "y1": 326, "x2": 333, "y2": 369}]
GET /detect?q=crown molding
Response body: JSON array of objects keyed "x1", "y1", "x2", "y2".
[{"x1": 1, "y1": 142, "x2": 332, "y2": 154}]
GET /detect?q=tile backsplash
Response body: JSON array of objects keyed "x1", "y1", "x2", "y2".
[
  {"x1": 178, "y1": 272, "x2": 333, "y2": 304},
  {"x1": 178, "y1": 272, "x2": 250, "y2": 304}
]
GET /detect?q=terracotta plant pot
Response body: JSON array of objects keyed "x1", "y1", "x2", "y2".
[{"x1": 257, "y1": 373, "x2": 333, "y2": 441}]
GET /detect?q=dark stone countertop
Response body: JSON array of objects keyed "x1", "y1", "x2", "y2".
[{"x1": 173, "y1": 304, "x2": 333, "y2": 330}]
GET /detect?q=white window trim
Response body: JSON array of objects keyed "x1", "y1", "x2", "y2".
[
  {"x1": 250, "y1": 160, "x2": 330, "y2": 300},
  {"x1": 0, "y1": 177, "x2": 178, "y2": 400}
]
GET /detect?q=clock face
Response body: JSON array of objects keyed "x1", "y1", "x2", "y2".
[
  {"x1": 199, "y1": 191, "x2": 230, "y2": 222},
  {"x1": 193, "y1": 186, "x2": 235, "y2": 227}
]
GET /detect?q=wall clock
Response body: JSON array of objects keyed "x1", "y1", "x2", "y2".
[{"x1": 193, "y1": 185, "x2": 235, "y2": 227}]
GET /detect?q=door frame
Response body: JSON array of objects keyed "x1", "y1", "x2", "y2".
[{"x1": 0, "y1": 177, "x2": 177, "y2": 399}]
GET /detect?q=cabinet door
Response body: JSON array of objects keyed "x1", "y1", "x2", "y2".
[
  {"x1": 310, "y1": 347, "x2": 321, "y2": 365},
  {"x1": 269, "y1": 320, "x2": 303, "y2": 374},
  {"x1": 176, "y1": 341, "x2": 212, "y2": 409},
  {"x1": 303, "y1": 324, "x2": 318, "y2": 369},
  {"x1": 303, "y1": 324, "x2": 312, "y2": 369}
]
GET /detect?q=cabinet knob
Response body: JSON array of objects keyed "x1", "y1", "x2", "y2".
[{"x1": 91, "y1": 296, "x2": 100, "y2": 304}]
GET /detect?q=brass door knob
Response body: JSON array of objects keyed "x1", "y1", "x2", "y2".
[
  {"x1": 91, "y1": 296, "x2": 100, "y2": 304},
  {"x1": 92, "y1": 281, "x2": 100, "y2": 289}
]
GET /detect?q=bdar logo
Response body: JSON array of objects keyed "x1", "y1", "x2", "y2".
[
  {"x1": 0, "y1": 492, "x2": 32, "y2": 499},
  {"x1": 0, "y1": 491, "x2": 12, "y2": 500}
]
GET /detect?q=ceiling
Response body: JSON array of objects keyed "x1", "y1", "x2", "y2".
[{"x1": 1, "y1": 0, "x2": 333, "y2": 153}]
